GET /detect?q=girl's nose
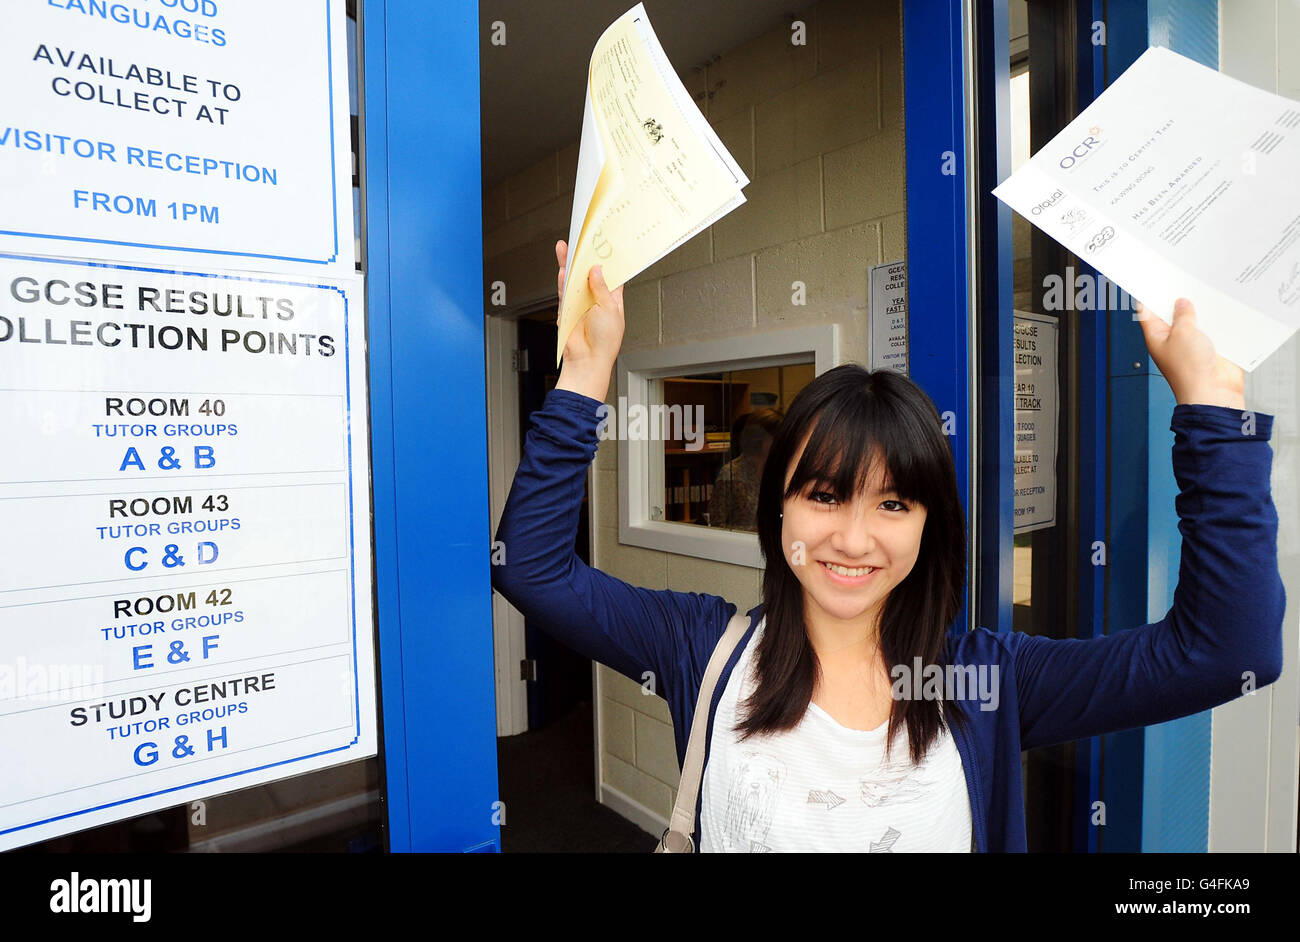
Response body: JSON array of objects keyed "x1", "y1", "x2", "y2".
[{"x1": 830, "y1": 506, "x2": 878, "y2": 558}]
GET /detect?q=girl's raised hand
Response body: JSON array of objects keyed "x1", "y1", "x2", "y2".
[
  {"x1": 555, "y1": 239, "x2": 625, "y2": 369},
  {"x1": 553, "y1": 240, "x2": 625, "y2": 402},
  {"x1": 1135, "y1": 297, "x2": 1245, "y2": 410}
]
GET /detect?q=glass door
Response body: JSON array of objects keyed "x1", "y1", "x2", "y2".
[{"x1": 979, "y1": 0, "x2": 1094, "y2": 852}]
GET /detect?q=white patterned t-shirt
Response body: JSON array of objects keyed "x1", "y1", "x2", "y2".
[{"x1": 699, "y1": 616, "x2": 973, "y2": 852}]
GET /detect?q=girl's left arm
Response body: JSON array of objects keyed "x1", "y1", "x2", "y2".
[{"x1": 1008, "y1": 299, "x2": 1286, "y2": 751}]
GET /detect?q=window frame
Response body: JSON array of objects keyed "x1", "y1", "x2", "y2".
[{"x1": 615, "y1": 325, "x2": 838, "y2": 567}]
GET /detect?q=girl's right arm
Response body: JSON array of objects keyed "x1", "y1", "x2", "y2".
[{"x1": 489, "y1": 243, "x2": 735, "y2": 698}]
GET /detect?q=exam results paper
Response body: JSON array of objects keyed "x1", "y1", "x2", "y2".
[
  {"x1": 993, "y1": 46, "x2": 1300, "y2": 371},
  {"x1": 557, "y1": 3, "x2": 750, "y2": 366}
]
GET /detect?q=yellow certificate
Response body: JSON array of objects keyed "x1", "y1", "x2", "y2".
[{"x1": 558, "y1": 2, "x2": 750, "y2": 366}]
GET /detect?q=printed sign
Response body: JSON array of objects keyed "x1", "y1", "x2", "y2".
[
  {"x1": 1012, "y1": 309, "x2": 1059, "y2": 533},
  {"x1": 0, "y1": 0, "x2": 354, "y2": 274},
  {"x1": 870, "y1": 260, "x2": 908, "y2": 374},
  {"x1": 0, "y1": 254, "x2": 375, "y2": 849}
]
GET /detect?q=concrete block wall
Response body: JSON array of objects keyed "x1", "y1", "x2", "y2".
[{"x1": 484, "y1": 0, "x2": 906, "y2": 834}]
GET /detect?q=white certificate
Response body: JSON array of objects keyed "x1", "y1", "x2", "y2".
[{"x1": 993, "y1": 47, "x2": 1300, "y2": 371}]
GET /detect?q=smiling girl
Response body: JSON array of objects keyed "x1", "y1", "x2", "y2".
[{"x1": 489, "y1": 241, "x2": 1285, "y2": 853}]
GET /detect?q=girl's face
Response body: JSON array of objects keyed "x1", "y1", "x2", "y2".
[{"x1": 780, "y1": 436, "x2": 927, "y2": 627}]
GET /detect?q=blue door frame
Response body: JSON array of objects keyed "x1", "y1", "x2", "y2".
[
  {"x1": 1074, "y1": 0, "x2": 1109, "y2": 855},
  {"x1": 903, "y1": 0, "x2": 977, "y2": 639},
  {"x1": 362, "y1": 0, "x2": 500, "y2": 853},
  {"x1": 359, "y1": 0, "x2": 1025, "y2": 852}
]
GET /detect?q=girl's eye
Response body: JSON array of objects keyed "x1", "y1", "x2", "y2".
[
  {"x1": 808, "y1": 489, "x2": 838, "y2": 505},
  {"x1": 882, "y1": 499, "x2": 908, "y2": 512}
]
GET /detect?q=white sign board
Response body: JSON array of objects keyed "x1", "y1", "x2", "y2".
[
  {"x1": 0, "y1": 255, "x2": 375, "y2": 849},
  {"x1": 1012, "y1": 309, "x2": 1059, "y2": 533},
  {"x1": 869, "y1": 260, "x2": 908, "y2": 374},
  {"x1": 0, "y1": 0, "x2": 354, "y2": 274}
]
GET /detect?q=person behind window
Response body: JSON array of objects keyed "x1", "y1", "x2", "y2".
[
  {"x1": 708, "y1": 408, "x2": 783, "y2": 531},
  {"x1": 727, "y1": 410, "x2": 751, "y2": 459}
]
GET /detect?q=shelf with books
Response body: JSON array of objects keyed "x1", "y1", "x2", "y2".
[{"x1": 659, "y1": 377, "x2": 751, "y2": 524}]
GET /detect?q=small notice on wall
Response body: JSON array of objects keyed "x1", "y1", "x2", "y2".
[
  {"x1": 0, "y1": 1, "x2": 354, "y2": 274},
  {"x1": 869, "y1": 260, "x2": 908, "y2": 374},
  {"x1": 0, "y1": 254, "x2": 376, "y2": 849},
  {"x1": 1012, "y1": 310, "x2": 1058, "y2": 533}
]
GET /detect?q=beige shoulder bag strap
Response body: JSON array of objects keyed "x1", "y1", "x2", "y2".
[{"x1": 656, "y1": 608, "x2": 752, "y2": 853}]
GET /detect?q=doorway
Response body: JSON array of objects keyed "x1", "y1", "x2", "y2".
[
  {"x1": 488, "y1": 309, "x2": 654, "y2": 851},
  {"x1": 514, "y1": 316, "x2": 592, "y2": 731},
  {"x1": 482, "y1": 0, "x2": 926, "y2": 848}
]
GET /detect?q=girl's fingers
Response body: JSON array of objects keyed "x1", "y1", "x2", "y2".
[
  {"x1": 1136, "y1": 300, "x2": 1171, "y2": 345},
  {"x1": 1170, "y1": 297, "x2": 1196, "y2": 327}
]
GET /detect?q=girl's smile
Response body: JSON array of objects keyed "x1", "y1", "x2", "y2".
[{"x1": 817, "y1": 560, "x2": 881, "y2": 585}]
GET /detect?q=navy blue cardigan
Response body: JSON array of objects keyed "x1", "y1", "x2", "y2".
[{"x1": 490, "y1": 387, "x2": 1285, "y2": 852}]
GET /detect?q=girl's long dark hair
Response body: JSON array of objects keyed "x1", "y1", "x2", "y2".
[{"x1": 736, "y1": 364, "x2": 968, "y2": 764}]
